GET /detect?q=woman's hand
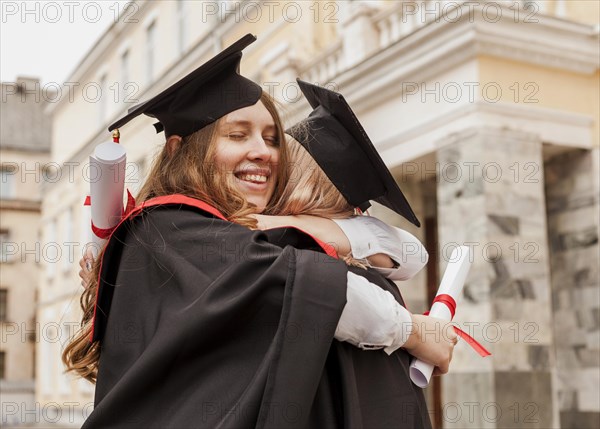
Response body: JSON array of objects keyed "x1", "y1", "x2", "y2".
[
  {"x1": 402, "y1": 314, "x2": 459, "y2": 375},
  {"x1": 78, "y1": 247, "x2": 94, "y2": 288},
  {"x1": 250, "y1": 214, "x2": 277, "y2": 230}
]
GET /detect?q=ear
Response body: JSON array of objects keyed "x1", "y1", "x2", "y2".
[{"x1": 166, "y1": 135, "x2": 183, "y2": 155}]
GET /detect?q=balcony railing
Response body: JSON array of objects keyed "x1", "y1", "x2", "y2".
[
  {"x1": 299, "y1": 0, "x2": 557, "y2": 84},
  {"x1": 300, "y1": 39, "x2": 344, "y2": 85}
]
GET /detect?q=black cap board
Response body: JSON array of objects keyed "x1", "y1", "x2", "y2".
[
  {"x1": 286, "y1": 79, "x2": 420, "y2": 227},
  {"x1": 108, "y1": 34, "x2": 262, "y2": 137}
]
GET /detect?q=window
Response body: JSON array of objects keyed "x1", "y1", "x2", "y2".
[
  {"x1": 62, "y1": 208, "x2": 73, "y2": 273},
  {"x1": 0, "y1": 289, "x2": 7, "y2": 321},
  {"x1": 523, "y1": 0, "x2": 546, "y2": 13},
  {"x1": 177, "y1": 2, "x2": 186, "y2": 55},
  {"x1": 45, "y1": 220, "x2": 56, "y2": 278},
  {"x1": 121, "y1": 49, "x2": 130, "y2": 104},
  {"x1": 0, "y1": 165, "x2": 17, "y2": 199},
  {"x1": 98, "y1": 74, "x2": 107, "y2": 124},
  {"x1": 121, "y1": 49, "x2": 130, "y2": 86},
  {"x1": 0, "y1": 351, "x2": 5, "y2": 379},
  {"x1": 146, "y1": 21, "x2": 156, "y2": 84},
  {"x1": 42, "y1": 164, "x2": 58, "y2": 184},
  {"x1": 80, "y1": 205, "x2": 92, "y2": 247},
  {"x1": 58, "y1": 303, "x2": 72, "y2": 395},
  {"x1": 41, "y1": 309, "x2": 55, "y2": 394},
  {"x1": 0, "y1": 229, "x2": 12, "y2": 263},
  {"x1": 555, "y1": 0, "x2": 566, "y2": 17}
]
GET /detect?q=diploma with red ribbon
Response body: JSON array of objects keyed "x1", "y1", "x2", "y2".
[
  {"x1": 84, "y1": 141, "x2": 127, "y2": 256},
  {"x1": 409, "y1": 246, "x2": 491, "y2": 388}
]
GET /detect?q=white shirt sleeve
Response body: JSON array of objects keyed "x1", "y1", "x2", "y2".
[
  {"x1": 332, "y1": 216, "x2": 429, "y2": 281},
  {"x1": 335, "y1": 271, "x2": 414, "y2": 355}
]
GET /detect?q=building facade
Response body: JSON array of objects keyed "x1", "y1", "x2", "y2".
[
  {"x1": 36, "y1": 1, "x2": 599, "y2": 427},
  {"x1": 1, "y1": 77, "x2": 51, "y2": 427}
]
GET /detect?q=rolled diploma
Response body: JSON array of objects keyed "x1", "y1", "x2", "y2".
[
  {"x1": 409, "y1": 245, "x2": 473, "y2": 388},
  {"x1": 88, "y1": 142, "x2": 127, "y2": 257}
]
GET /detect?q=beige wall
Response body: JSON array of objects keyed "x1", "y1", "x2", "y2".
[
  {"x1": 1, "y1": 208, "x2": 38, "y2": 380},
  {"x1": 1, "y1": 149, "x2": 48, "y2": 381},
  {"x1": 563, "y1": 0, "x2": 600, "y2": 26},
  {"x1": 479, "y1": 56, "x2": 600, "y2": 147}
]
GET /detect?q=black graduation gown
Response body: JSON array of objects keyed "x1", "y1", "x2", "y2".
[
  {"x1": 84, "y1": 203, "x2": 348, "y2": 429},
  {"x1": 84, "y1": 199, "x2": 431, "y2": 428},
  {"x1": 263, "y1": 229, "x2": 432, "y2": 429}
]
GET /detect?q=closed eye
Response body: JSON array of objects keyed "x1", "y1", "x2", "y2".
[
  {"x1": 228, "y1": 133, "x2": 246, "y2": 140},
  {"x1": 263, "y1": 135, "x2": 279, "y2": 146}
]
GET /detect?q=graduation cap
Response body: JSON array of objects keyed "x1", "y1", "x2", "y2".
[
  {"x1": 108, "y1": 34, "x2": 262, "y2": 137},
  {"x1": 286, "y1": 79, "x2": 420, "y2": 227}
]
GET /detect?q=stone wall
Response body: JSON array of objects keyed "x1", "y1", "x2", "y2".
[
  {"x1": 544, "y1": 148, "x2": 600, "y2": 429},
  {"x1": 437, "y1": 128, "x2": 557, "y2": 428}
]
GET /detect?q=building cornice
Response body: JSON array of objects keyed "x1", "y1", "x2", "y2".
[
  {"x1": 43, "y1": 1, "x2": 599, "y2": 188},
  {"x1": 0, "y1": 199, "x2": 42, "y2": 212},
  {"x1": 376, "y1": 100, "x2": 594, "y2": 168},
  {"x1": 0, "y1": 145, "x2": 51, "y2": 154},
  {"x1": 334, "y1": 6, "x2": 597, "y2": 107},
  {"x1": 473, "y1": 11, "x2": 599, "y2": 75}
]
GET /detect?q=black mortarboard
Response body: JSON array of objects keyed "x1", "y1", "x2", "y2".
[
  {"x1": 108, "y1": 34, "x2": 262, "y2": 137},
  {"x1": 286, "y1": 79, "x2": 420, "y2": 227}
]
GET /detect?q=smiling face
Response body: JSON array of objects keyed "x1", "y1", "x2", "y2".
[{"x1": 213, "y1": 100, "x2": 280, "y2": 213}]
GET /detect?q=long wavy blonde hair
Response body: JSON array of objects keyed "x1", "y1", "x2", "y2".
[
  {"x1": 268, "y1": 138, "x2": 368, "y2": 269},
  {"x1": 62, "y1": 92, "x2": 289, "y2": 383},
  {"x1": 268, "y1": 137, "x2": 354, "y2": 218}
]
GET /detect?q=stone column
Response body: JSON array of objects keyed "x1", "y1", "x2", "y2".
[
  {"x1": 436, "y1": 128, "x2": 557, "y2": 428},
  {"x1": 544, "y1": 148, "x2": 600, "y2": 429}
]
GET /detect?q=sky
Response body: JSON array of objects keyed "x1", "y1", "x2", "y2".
[{"x1": 1, "y1": 1, "x2": 129, "y2": 85}]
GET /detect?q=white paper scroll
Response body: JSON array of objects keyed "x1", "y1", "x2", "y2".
[
  {"x1": 88, "y1": 142, "x2": 127, "y2": 257},
  {"x1": 409, "y1": 245, "x2": 473, "y2": 388}
]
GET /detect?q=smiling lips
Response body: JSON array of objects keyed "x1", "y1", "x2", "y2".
[
  {"x1": 238, "y1": 173, "x2": 268, "y2": 183},
  {"x1": 234, "y1": 168, "x2": 271, "y2": 186}
]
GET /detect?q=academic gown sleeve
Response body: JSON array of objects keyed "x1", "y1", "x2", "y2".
[
  {"x1": 83, "y1": 205, "x2": 349, "y2": 429},
  {"x1": 261, "y1": 228, "x2": 432, "y2": 429}
]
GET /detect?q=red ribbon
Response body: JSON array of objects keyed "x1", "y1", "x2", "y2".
[
  {"x1": 453, "y1": 327, "x2": 491, "y2": 357},
  {"x1": 424, "y1": 294, "x2": 457, "y2": 317},
  {"x1": 83, "y1": 190, "x2": 137, "y2": 240},
  {"x1": 425, "y1": 294, "x2": 491, "y2": 357}
]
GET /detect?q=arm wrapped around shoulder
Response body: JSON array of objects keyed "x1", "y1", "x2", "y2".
[{"x1": 333, "y1": 215, "x2": 429, "y2": 280}]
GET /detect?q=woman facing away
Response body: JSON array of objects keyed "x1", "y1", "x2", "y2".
[
  {"x1": 250, "y1": 78, "x2": 448, "y2": 427},
  {"x1": 253, "y1": 137, "x2": 433, "y2": 428},
  {"x1": 65, "y1": 35, "x2": 457, "y2": 428}
]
